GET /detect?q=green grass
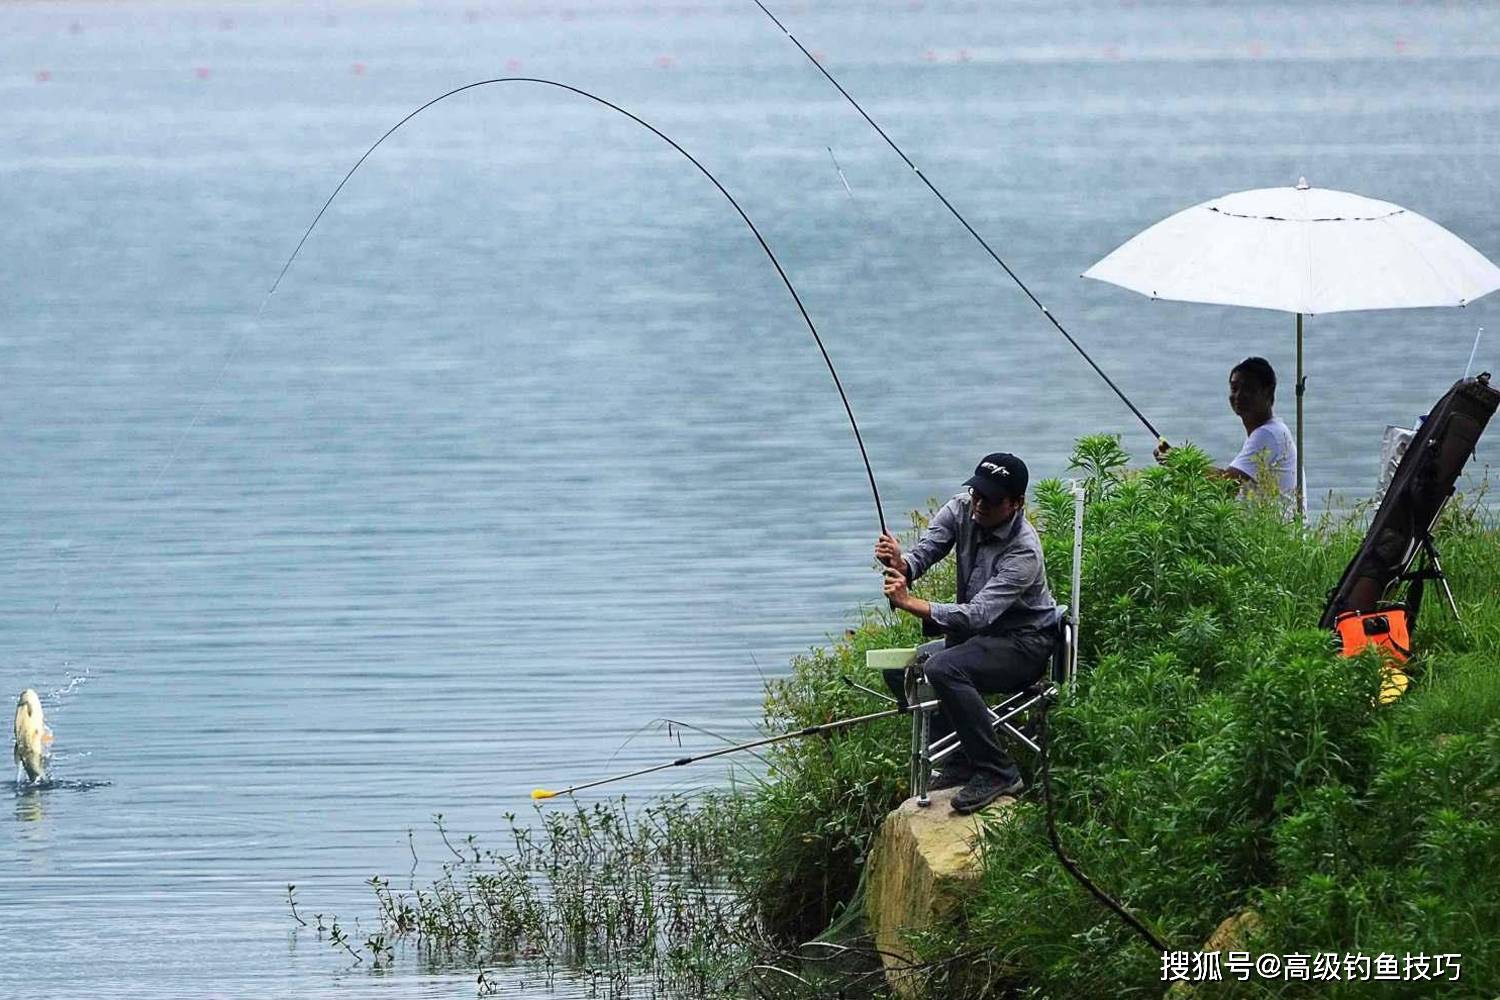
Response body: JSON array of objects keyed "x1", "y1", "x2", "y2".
[{"x1": 730, "y1": 435, "x2": 1500, "y2": 998}]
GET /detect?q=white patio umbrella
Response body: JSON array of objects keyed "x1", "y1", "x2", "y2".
[{"x1": 1083, "y1": 178, "x2": 1500, "y2": 509}]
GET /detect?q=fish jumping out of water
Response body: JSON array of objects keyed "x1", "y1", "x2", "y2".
[{"x1": 13, "y1": 689, "x2": 53, "y2": 782}]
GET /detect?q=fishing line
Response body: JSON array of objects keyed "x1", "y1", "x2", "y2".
[
  {"x1": 270, "y1": 76, "x2": 889, "y2": 537},
  {"x1": 750, "y1": 1, "x2": 1165, "y2": 446},
  {"x1": 38, "y1": 256, "x2": 263, "y2": 680},
  {"x1": 1465, "y1": 326, "x2": 1484, "y2": 379},
  {"x1": 827, "y1": 146, "x2": 855, "y2": 199},
  {"x1": 532, "y1": 703, "x2": 919, "y2": 799},
  {"x1": 604, "y1": 717, "x2": 781, "y2": 774}
]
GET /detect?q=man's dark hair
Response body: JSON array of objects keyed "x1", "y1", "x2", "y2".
[{"x1": 1231, "y1": 356, "x2": 1277, "y2": 396}]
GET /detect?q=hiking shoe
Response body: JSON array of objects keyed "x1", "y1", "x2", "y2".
[
  {"x1": 951, "y1": 773, "x2": 1025, "y2": 814},
  {"x1": 927, "y1": 768, "x2": 974, "y2": 793}
]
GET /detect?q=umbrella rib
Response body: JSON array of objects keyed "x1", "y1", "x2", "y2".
[
  {"x1": 1373, "y1": 213, "x2": 1467, "y2": 306},
  {"x1": 1302, "y1": 184, "x2": 1316, "y2": 315}
]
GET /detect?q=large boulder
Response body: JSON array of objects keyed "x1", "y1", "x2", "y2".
[{"x1": 865, "y1": 786, "x2": 1018, "y2": 997}]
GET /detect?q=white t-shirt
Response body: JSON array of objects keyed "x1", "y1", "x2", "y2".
[{"x1": 1229, "y1": 417, "x2": 1298, "y2": 500}]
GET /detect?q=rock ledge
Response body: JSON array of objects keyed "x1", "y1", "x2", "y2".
[{"x1": 865, "y1": 786, "x2": 1017, "y2": 996}]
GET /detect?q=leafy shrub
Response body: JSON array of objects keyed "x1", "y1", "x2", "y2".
[{"x1": 733, "y1": 434, "x2": 1500, "y2": 998}]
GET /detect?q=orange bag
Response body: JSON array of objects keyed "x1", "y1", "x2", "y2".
[
  {"x1": 1333, "y1": 606, "x2": 1411, "y2": 704},
  {"x1": 1334, "y1": 606, "x2": 1411, "y2": 663}
]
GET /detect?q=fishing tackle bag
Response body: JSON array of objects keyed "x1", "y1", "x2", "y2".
[
  {"x1": 1332, "y1": 604, "x2": 1411, "y2": 663},
  {"x1": 1320, "y1": 373, "x2": 1500, "y2": 650}
]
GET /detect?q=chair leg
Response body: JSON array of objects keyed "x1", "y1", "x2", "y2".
[
  {"x1": 912, "y1": 625, "x2": 1073, "y2": 789},
  {"x1": 917, "y1": 703, "x2": 931, "y2": 807},
  {"x1": 907, "y1": 669, "x2": 931, "y2": 807}
]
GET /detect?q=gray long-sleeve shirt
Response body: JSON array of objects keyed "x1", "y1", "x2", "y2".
[{"x1": 901, "y1": 493, "x2": 1059, "y2": 637}]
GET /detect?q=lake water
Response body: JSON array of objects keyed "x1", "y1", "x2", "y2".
[{"x1": 4, "y1": 1, "x2": 1499, "y2": 996}]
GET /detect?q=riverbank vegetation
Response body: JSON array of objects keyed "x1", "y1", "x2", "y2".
[
  {"x1": 321, "y1": 435, "x2": 1500, "y2": 998},
  {"x1": 745, "y1": 436, "x2": 1500, "y2": 998}
]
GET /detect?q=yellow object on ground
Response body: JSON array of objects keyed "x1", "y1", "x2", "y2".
[{"x1": 1379, "y1": 665, "x2": 1411, "y2": 705}]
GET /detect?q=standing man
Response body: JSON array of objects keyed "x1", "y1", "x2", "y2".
[
  {"x1": 876, "y1": 452, "x2": 1059, "y2": 814},
  {"x1": 1155, "y1": 356, "x2": 1299, "y2": 507}
]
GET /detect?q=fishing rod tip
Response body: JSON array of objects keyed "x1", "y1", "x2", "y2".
[{"x1": 531, "y1": 788, "x2": 557, "y2": 800}]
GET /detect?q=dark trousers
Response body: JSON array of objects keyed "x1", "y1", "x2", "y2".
[{"x1": 917, "y1": 629, "x2": 1056, "y2": 783}]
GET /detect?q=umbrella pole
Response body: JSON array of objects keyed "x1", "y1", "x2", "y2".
[{"x1": 1295, "y1": 312, "x2": 1305, "y2": 516}]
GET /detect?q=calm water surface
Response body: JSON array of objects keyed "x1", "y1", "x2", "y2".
[{"x1": 4, "y1": 1, "x2": 1500, "y2": 996}]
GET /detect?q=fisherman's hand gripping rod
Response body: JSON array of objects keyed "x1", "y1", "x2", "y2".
[{"x1": 751, "y1": 1, "x2": 1167, "y2": 450}]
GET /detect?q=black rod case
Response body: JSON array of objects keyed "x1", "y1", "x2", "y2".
[{"x1": 1319, "y1": 373, "x2": 1500, "y2": 630}]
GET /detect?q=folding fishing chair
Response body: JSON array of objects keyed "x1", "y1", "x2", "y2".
[
  {"x1": 874, "y1": 607, "x2": 1077, "y2": 807},
  {"x1": 862, "y1": 480, "x2": 1086, "y2": 805}
]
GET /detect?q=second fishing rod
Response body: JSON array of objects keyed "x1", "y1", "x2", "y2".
[
  {"x1": 729, "y1": 19, "x2": 1179, "y2": 948},
  {"x1": 751, "y1": 0, "x2": 1166, "y2": 450}
]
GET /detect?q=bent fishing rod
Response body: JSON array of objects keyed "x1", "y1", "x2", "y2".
[
  {"x1": 751, "y1": 1, "x2": 1165, "y2": 447},
  {"x1": 268, "y1": 76, "x2": 888, "y2": 537},
  {"x1": 37, "y1": 76, "x2": 898, "y2": 671}
]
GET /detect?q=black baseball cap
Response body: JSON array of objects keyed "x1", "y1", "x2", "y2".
[{"x1": 964, "y1": 452, "x2": 1028, "y2": 501}]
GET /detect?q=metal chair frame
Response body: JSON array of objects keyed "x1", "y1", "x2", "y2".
[
  {"x1": 867, "y1": 481, "x2": 1085, "y2": 805},
  {"x1": 907, "y1": 611, "x2": 1075, "y2": 807}
]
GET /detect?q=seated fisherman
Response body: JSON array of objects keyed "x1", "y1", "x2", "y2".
[
  {"x1": 1154, "y1": 356, "x2": 1299, "y2": 507},
  {"x1": 875, "y1": 452, "x2": 1060, "y2": 815}
]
